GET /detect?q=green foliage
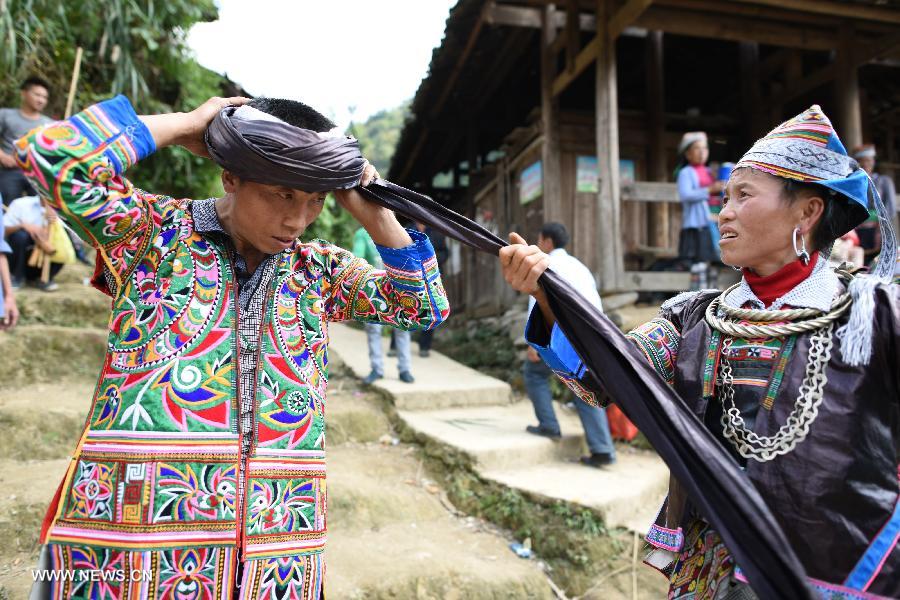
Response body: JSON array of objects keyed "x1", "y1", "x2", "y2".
[
  {"x1": 303, "y1": 195, "x2": 357, "y2": 249},
  {"x1": 348, "y1": 102, "x2": 410, "y2": 175},
  {"x1": 0, "y1": 0, "x2": 226, "y2": 199},
  {"x1": 436, "y1": 323, "x2": 520, "y2": 383},
  {"x1": 305, "y1": 103, "x2": 411, "y2": 247}
]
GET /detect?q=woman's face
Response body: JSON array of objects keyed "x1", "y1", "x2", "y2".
[
  {"x1": 719, "y1": 169, "x2": 823, "y2": 277},
  {"x1": 685, "y1": 140, "x2": 709, "y2": 166}
]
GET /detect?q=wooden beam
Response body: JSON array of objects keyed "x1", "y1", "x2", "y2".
[
  {"x1": 608, "y1": 0, "x2": 654, "y2": 39},
  {"x1": 739, "y1": 42, "x2": 764, "y2": 142},
  {"x1": 550, "y1": 0, "x2": 654, "y2": 97},
  {"x1": 768, "y1": 32, "x2": 900, "y2": 108},
  {"x1": 621, "y1": 271, "x2": 691, "y2": 292},
  {"x1": 635, "y1": 6, "x2": 835, "y2": 50},
  {"x1": 621, "y1": 182, "x2": 677, "y2": 203},
  {"x1": 395, "y1": 3, "x2": 491, "y2": 183},
  {"x1": 551, "y1": 34, "x2": 600, "y2": 96},
  {"x1": 656, "y1": 0, "x2": 886, "y2": 29},
  {"x1": 730, "y1": 0, "x2": 900, "y2": 26},
  {"x1": 486, "y1": 2, "x2": 542, "y2": 28},
  {"x1": 772, "y1": 64, "x2": 863, "y2": 110},
  {"x1": 422, "y1": 29, "x2": 533, "y2": 178},
  {"x1": 860, "y1": 32, "x2": 900, "y2": 65},
  {"x1": 432, "y1": 4, "x2": 491, "y2": 116},
  {"x1": 486, "y1": 2, "x2": 597, "y2": 31}
]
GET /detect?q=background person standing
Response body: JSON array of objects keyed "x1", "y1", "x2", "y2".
[
  {"x1": 521, "y1": 222, "x2": 616, "y2": 468},
  {"x1": 853, "y1": 144, "x2": 897, "y2": 264},
  {"x1": 675, "y1": 132, "x2": 723, "y2": 290},
  {"x1": 353, "y1": 226, "x2": 416, "y2": 383}
]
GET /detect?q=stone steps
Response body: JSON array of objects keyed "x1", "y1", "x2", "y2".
[
  {"x1": 398, "y1": 403, "x2": 586, "y2": 471},
  {"x1": 328, "y1": 323, "x2": 512, "y2": 410},
  {"x1": 482, "y1": 454, "x2": 669, "y2": 533},
  {"x1": 329, "y1": 322, "x2": 670, "y2": 536}
]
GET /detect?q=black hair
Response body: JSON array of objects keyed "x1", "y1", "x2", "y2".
[
  {"x1": 539, "y1": 222, "x2": 569, "y2": 249},
  {"x1": 21, "y1": 75, "x2": 50, "y2": 93},
  {"x1": 779, "y1": 179, "x2": 849, "y2": 252},
  {"x1": 247, "y1": 97, "x2": 335, "y2": 133}
]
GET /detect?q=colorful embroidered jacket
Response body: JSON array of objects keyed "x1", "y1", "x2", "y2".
[
  {"x1": 16, "y1": 96, "x2": 449, "y2": 599},
  {"x1": 525, "y1": 283, "x2": 900, "y2": 598}
]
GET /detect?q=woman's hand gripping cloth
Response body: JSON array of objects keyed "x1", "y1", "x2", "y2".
[{"x1": 202, "y1": 106, "x2": 814, "y2": 599}]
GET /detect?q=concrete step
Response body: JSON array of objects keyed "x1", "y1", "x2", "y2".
[
  {"x1": 482, "y1": 451, "x2": 669, "y2": 532},
  {"x1": 397, "y1": 401, "x2": 669, "y2": 533},
  {"x1": 328, "y1": 323, "x2": 512, "y2": 410},
  {"x1": 398, "y1": 401, "x2": 587, "y2": 471}
]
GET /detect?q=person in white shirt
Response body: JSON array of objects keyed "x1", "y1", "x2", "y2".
[
  {"x1": 523, "y1": 222, "x2": 616, "y2": 467},
  {"x1": 4, "y1": 195, "x2": 64, "y2": 290}
]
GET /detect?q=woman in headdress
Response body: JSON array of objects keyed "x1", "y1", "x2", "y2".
[
  {"x1": 500, "y1": 106, "x2": 900, "y2": 598},
  {"x1": 676, "y1": 131, "x2": 723, "y2": 290}
]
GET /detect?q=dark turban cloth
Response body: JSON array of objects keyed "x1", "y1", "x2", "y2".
[
  {"x1": 202, "y1": 109, "x2": 814, "y2": 599},
  {"x1": 204, "y1": 105, "x2": 366, "y2": 192}
]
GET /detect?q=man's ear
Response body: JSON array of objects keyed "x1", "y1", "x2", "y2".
[{"x1": 221, "y1": 170, "x2": 239, "y2": 193}]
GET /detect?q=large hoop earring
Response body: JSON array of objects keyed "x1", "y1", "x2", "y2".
[{"x1": 792, "y1": 226, "x2": 810, "y2": 265}]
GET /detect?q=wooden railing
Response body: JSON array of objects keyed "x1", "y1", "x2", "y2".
[{"x1": 620, "y1": 181, "x2": 691, "y2": 292}]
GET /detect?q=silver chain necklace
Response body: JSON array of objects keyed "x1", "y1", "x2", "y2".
[{"x1": 717, "y1": 322, "x2": 834, "y2": 462}]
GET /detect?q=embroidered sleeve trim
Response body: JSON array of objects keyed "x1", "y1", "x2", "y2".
[{"x1": 625, "y1": 318, "x2": 681, "y2": 386}]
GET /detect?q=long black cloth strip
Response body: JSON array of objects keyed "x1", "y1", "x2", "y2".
[
  {"x1": 359, "y1": 179, "x2": 814, "y2": 600},
  {"x1": 202, "y1": 107, "x2": 811, "y2": 596}
]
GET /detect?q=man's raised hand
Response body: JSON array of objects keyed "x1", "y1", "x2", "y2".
[{"x1": 139, "y1": 96, "x2": 250, "y2": 157}]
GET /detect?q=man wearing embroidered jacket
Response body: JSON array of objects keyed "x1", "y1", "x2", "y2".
[
  {"x1": 500, "y1": 106, "x2": 900, "y2": 598},
  {"x1": 18, "y1": 95, "x2": 448, "y2": 599}
]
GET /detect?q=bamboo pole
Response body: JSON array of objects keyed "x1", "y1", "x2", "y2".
[{"x1": 64, "y1": 46, "x2": 84, "y2": 119}]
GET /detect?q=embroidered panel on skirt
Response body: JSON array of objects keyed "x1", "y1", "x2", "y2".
[{"x1": 668, "y1": 519, "x2": 734, "y2": 600}]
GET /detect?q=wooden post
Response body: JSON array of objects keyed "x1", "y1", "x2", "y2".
[
  {"x1": 738, "y1": 42, "x2": 763, "y2": 144},
  {"x1": 595, "y1": 0, "x2": 623, "y2": 292},
  {"x1": 467, "y1": 125, "x2": 479, "y2": 178},
  {"x1": 541, "y1": 4, "x2": 563, "y2": 223},
  {"x1": 646, "y1": 30, "x2": 668, "y2": 249},
  {"x1": 565, "y1": 0, "x2": 579, "y2": 74},
  {"x1": 836, "y1": 23, "x2": 862, "y2": 150}
]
